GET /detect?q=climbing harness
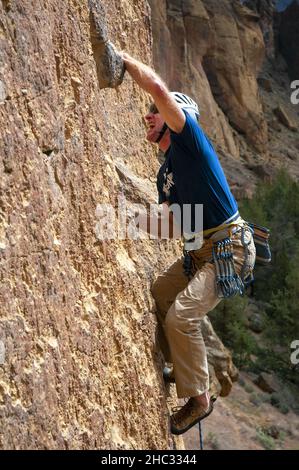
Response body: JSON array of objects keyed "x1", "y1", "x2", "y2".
[
  {"x1": 182, "y1": 211, "x2": 242, "y2": 282},
  {"x1": 183, "y1": 222, "x2": 256, "y2": 299}
]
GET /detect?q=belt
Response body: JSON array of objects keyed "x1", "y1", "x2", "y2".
[
  {"x1": 183, "y1": 212, "x2": 244, "y2": 249},
  {"x1": 186, "y1": 217, "x2": 247, "y2": 268},
  {"x1": 203, "y1": 212, "x2": 244, "y2": 238},
  {"x1": 205, "y1": 221, "x2": 244, "y2": 241}
]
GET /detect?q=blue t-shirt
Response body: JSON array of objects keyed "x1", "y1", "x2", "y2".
[{"x1": 157, "y1": 111, "x2": 238, "y2": 232}]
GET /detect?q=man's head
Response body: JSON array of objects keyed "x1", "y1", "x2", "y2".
[
  {"x1": 145, "y1": 102, "x2": 168, "y2": 145},
  {"x1": 145, "y1": 92, "x2": 200, "y2": 149}
]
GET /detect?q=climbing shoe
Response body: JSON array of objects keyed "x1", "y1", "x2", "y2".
[
  {"x1": 170, "y1": 397, "x2": 214, "y2": 435},
  {"x1": 163, "y1": 366, "x2": 175, "y2": 383}
]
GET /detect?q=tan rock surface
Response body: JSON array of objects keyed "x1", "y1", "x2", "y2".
[
  {"x1": 0, "y1": 0, "x2": 171, "y2": 450},
  {"x1": 274, "y1": 105, "x2": 297, "y2": 131}
]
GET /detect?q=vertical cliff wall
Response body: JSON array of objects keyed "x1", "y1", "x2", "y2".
[
  {"x1": 0, "y1": 0, "x2": 170, "y2": 450},
  {"x1": 149, "y1": 0, "x2": 268, "y2": 158},
  {"x1": 277, "y1": 0, "x2": 299, "y2": 81},
  {"x1": 0, "y1": 0, "x2": 236, "y2": 450}
]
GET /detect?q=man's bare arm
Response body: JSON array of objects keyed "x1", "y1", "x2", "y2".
[
  {"x1": 122, "y1": 52, "x2": 185, "y2": 134},
  {"x1": 136, "y1": 203, "x2": 181, "y2": 239}
]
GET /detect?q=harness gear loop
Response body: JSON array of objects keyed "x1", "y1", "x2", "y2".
[{"x1": 183, "y1": 220, "x2": 254, "y2": 298}]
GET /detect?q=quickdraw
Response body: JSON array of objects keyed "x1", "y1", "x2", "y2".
[
  {"x1": 212, "y1": 235, "x2": 244, "y2": 298},
  {"x1": 183, "y1": 225, "x2": 255, "y2": 298}
]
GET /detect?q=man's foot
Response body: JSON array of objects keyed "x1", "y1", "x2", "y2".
[{"x1": 170, "y1": 397, "x2": 214, "y2": 435}]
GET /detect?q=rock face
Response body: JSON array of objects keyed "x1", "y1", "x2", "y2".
[
  {"x1": 244, "y1": 0, "x2": 276, "y2": 58},
  {"x1": 149, "y1": 0, "x2": 268, "y2": 155},
  {"x1": 247, "y1": 0, "x2": 299, "y2": 81},
  {"x1": 0, "y1": 0, "x2": 237, "y2": 450},
  {"x1": 202, "y1": 318, "x2": 238, "y2": 398},
  {"x1": 0, "y1": 0, "x2": 165, "y2": 450},
  {"x1": 254, "y1": 373, "x2": 280, "y2": 394},
  {"x1": 274, "y1": 105, "x2": 297, "y2": 131},
  {"x1": 277, "y1": 0, "x2": 299, "y2": 81},
  {"x1": 89, "y1": 0, "x2": 125, "y2": 88}
]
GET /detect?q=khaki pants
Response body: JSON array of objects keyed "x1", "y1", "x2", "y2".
[{"x1": 151, "y1": 226, "x2": 256, "y2": 398}]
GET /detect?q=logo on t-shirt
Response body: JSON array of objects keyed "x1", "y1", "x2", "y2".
[{"x1": 163, "y1": 168, "x2": 174, "y2": 198}]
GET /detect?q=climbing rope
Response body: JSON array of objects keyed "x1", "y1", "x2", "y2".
[{"x1": 198, "y1": 421, "x2": 204, "y2": 450}]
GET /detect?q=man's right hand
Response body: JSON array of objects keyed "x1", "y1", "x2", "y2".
[{"x1": 119, "y1": 52, "x2": 185, "y2": 134}]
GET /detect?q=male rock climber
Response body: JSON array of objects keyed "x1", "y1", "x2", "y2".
[{"x1": 119, "y1": 51, "x2": 256, "y2": 435}]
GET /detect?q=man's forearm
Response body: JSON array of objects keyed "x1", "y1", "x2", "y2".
[
  {"x1": 136, "y1": 211, "x2": 181, "y2": 239},
  {"x1": 140, "y1": 213, "x2": 167, "y2": 238},
  {"x1": 122, "y1": 53, "x2": 166, "y2": 96}
]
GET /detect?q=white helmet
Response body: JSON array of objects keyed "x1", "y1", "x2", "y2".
[{"x1": 171, "y1": 92, "x2": 200, "y2": 121}]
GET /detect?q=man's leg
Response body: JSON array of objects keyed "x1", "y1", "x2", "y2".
[
  {"x1": 165, "y1": 228, "x2": 256, "y2": 434},
  {"x1": 165, "y1": 227, "x2": 256, "y2": 399},
  {"x1": 151, "y1": 256, "x2": 189, "y2": 363},
  {"x1": 164, "y1": 261, "x2": 220, "y2": 434},
  {"x1": 165, "y1": 262, "x2": 220, "y2": 399}
]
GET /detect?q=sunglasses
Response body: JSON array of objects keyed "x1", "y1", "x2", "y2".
[{"x1": 149, "y1": 103, "x2": 159, "y2": 114}]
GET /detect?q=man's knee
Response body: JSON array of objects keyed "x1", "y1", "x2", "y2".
[
  {"x1": 165, "y1": 297, "x2": 206, "y2": 335},
  {"x1": 165, "y1": 301, "x2": 190, "y2": 333},
  {"x1": 165, "y1": 304, "x2": 177, "y2": 333}
]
